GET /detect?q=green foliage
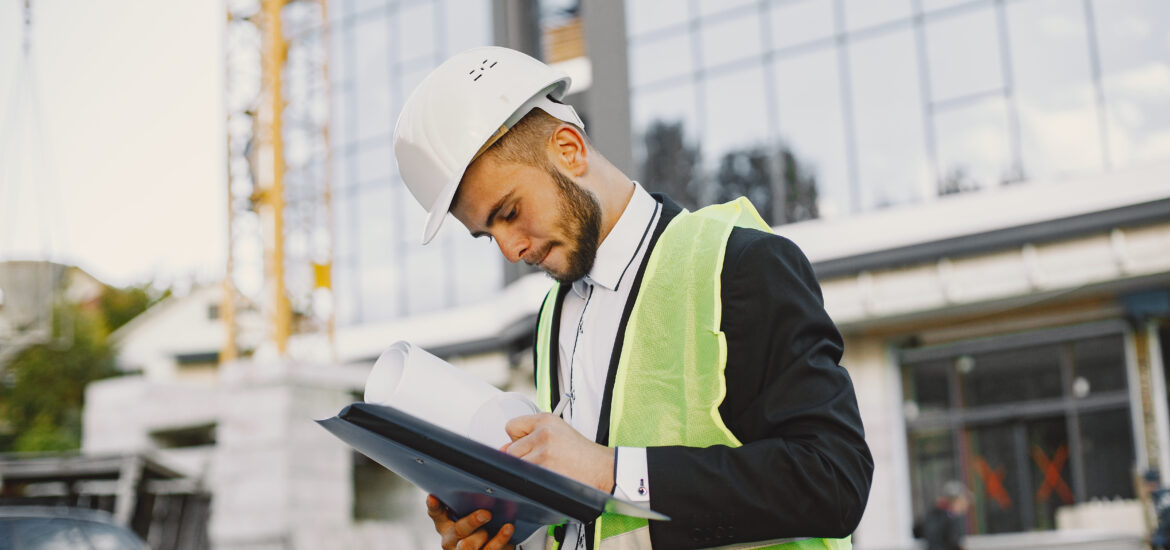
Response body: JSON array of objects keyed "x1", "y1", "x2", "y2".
[
  {"x1": 99, "y1": 282, "x2": 169, "y2": 333},
  {"x1": 639, "y1": 121, "x2": 703, "y2": 211},
  {"x1": 0, "y1": 279, "x2": 163, "y2": 453}
]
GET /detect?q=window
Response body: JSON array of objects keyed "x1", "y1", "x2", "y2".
[
  {"x1": 1006, "y1": 0, "x2": 1102, "y2": 178},
  {"x1": 849, "y1": 28, "x2": 930, "y2": 210},
  {"x1": 772, "y1": 48, "x2": 851, "y2": 219},
  {"x1": 902, "y1": 329, "x2": 1134, "y2": 535},
  {"x1": 1094, "y1": 0, "x2": 1170, "y2": 167},
  {"x1": 925, "y1": 5, "x2": 1003, "y2": 103},
  {"x1": 769, "y1": 0, "x2": 836, "y2": 50},
  {"x1": 150, "y1": 423, "x2": 217, "y2": 449}
]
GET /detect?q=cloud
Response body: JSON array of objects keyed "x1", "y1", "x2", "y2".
[{"x1": 1108, "y1": 62, "x2": 1170, "y2": 101}]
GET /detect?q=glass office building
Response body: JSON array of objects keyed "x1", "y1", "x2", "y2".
[{"x1": 327, "y1": 0, "x2": 503, "y2": 326}]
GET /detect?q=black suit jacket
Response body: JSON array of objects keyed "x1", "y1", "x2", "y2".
[{"x1": 538, "y1": 195, "x2": 873, "y2": 549}]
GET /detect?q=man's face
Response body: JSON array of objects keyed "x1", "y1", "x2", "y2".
[{"x1": 452, "y1": 154, "x2": 601, "y2": 283}]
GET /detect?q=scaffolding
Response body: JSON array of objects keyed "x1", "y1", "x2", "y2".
[{"x1": 222, "y1": 0, "x2": 335, "y2": 362}]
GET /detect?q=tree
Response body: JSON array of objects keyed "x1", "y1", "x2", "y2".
[
  {"x1": 0, "y1": 279, "x2": 166, "y2": 452},
  {"x1": 938, "y1": 166, "x2": 979, "y2": 197},
  {"x1": 638, "y1": 121, "x2": 703, "y2": 211},
  {"x1": 714, "y1": 144, "x2": 820, "y2": 226}
]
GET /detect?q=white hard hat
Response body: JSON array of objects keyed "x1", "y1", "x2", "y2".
[{"x1": 394, "y1": 46, "x2": 584, "y2": 244}]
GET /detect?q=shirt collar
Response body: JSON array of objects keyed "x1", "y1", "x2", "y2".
[{"x1": 572, "y1": 182, "x2": 658, "y2": 297}]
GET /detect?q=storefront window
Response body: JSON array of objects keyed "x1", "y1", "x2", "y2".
[{"x1": 903, "y1": 330, "x2": 1134, "y2": 535}]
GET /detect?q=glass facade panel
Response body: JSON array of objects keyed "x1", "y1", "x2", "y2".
[
  {"x1": 960, "y1": 345, "x2": 1063, "y2": 408},
  {"x1": 921, "y1": 0, "x2": 970, "y2": 12},
  {"x1": 934, "y1": 96, "x2": 1013, "y2": 191},
  {"x1": 906, "y1": 359, "x2": 950, "y2": 414},
  {"x1": 330, "y1": 0, "x2": 496, "y2": 325},
  {"x1": 359, "y1": 263, "x2": 401, "y2": 322},
  {"x1": 907, "y1": 428, "x2": 957, "y2": 523},
  {"x1": 702, "y1": 64, "x2": 771, "y2": 171},
  {"x1": 769, "y1": 0, "x2": 836, "y2": 50},
  {"x1": 849, "y1": 28, "x2": 930, "y2": 210},
  {"x1": 631, "y1": 81, "x2": 699, "y2": 144},
  {"x1": 697, "y1": 0, "x2": 757, "y2": 18},
  {"x1": 700, "y1": 13, "x2": 763, "y2": 70},
  {"x1": 357, "y1": 183, "x2": 396, "y2": 268},
  {"x1": 1079, "y1": 409, "x2": 1136, "y2": 500},
  {"x1": 396, "y1": 1, "x2": 438, "y2": 63},
  {"x1": 1007, "y1": 0, "x2": 1102, "y2": 179},
  {"x1": 1095, "y1": 0, "x2": 1170, "y2": 166},
  {"x1": 773, "y1": 48, "x2": 850, "y2": 219},
  {"x1": 841, "y1": 0, "x2": 913, "y2": 32},
  {"x1": 403, "y1": 245, "x2": 448, "y2": 314},
  {"x1": 966, "y1": 422, "x2": 1022, "y2": 534},
  {"x1": 334, "y1": 263, "x2": 360, "y2": 325},
  {"x1": 1072, "y1": 334, "x2": 1128, "y2": 394},
  {"x1": 352, "y1": 19, "x2": 394, "y2": 142},
  {"x1": 625, "y1": 0, "x2": 690, "y2": 37},
  {"x1": 354, "y1": 142, "x2": 395, "y2": 184},
  {"x1": 352, "y1": 0, "x2": 389, "y2": 15},
  {"x1": 925, "y1": 5, "x2": 1003, "y2": 102},
  {"x1": 629, "y1": 33, "x2": 694, "y2": 88},
  {"x1": 1026, "y1": 416, "x2": 1071, "y2": 531},
  {"x1": 444, "y1": 0, "x2": 492, "y2": 55},
  {"x1": 335, "y1": 190, "x2": 360, "y2": 261},
  {"x1": 450, "y1": 236, "x2": 505, "y2": 306}
]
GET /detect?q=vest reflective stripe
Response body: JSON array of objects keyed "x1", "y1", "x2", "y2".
[{"x1": 535, "y1": 198, "x2": 849, "y2": 550}]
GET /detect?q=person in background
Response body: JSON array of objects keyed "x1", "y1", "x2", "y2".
[{"x1": 914, "y1": 481, "x2": 969, "y2": 550}]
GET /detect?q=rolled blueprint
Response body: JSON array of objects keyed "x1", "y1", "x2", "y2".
[{"x1": 364, "y1": 341, "x2": 538, "y2": 449}]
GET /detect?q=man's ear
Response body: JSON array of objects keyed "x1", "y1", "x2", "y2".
[{"x1": 550, "y1": 125, "x2": 588, "y2": 177}]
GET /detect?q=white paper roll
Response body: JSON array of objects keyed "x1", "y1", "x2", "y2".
[{"x1": 364, "y1": 341, "x2": 538, "y2": 447}]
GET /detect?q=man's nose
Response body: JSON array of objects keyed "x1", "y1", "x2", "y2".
[{"x1": 496, "y1": 231, "x2": 529, "y2": 263}]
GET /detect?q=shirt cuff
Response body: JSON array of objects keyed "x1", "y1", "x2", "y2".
[{"x1": 612, "y1": 447, "x2": 650, "y2": 502}]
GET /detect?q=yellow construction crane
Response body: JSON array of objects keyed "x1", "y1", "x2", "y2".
[{"x1": 222, "y1": 0, "x2": 335, "y2": 362}]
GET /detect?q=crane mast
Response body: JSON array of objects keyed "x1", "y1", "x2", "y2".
[{"x1": 222, "y1": 0, "x2": 335, "y2": 362}]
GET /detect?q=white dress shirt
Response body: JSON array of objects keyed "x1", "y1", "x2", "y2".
[{"x1": 552, "y1": 182, "x2": 660, "y2": 549}]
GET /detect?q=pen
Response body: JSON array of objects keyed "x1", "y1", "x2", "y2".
[{"x1": 552, "y1": 393, "x2": 572, "y2": 418}]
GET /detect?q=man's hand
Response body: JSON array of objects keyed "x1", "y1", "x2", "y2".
[
  {"x1": 503, "y1": 412, "x2": 615, "y2": 492},
  {"x1": 426, "y1": 495, "x2": 514, "y2": 550}
]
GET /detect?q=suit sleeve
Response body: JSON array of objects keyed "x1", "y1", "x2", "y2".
[{"x1": 645, "y1": 229, "x2": 874, "y2": 549}]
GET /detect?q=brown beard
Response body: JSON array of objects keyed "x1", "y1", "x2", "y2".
[{"x1": 538, "y1": 166, "x2": 601, "y2": 283}]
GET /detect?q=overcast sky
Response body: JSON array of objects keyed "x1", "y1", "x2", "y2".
[{"x1": 0, "y1": 0, "x2": 225, "y2": 288}]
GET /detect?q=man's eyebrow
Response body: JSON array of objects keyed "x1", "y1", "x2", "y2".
[{"x1": 470, "y1": 191, "x2": 513, "y2": 239}]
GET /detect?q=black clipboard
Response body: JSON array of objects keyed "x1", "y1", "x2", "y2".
[{"x1": 317, "y1": 402, "x2": 668, "y2": 544}]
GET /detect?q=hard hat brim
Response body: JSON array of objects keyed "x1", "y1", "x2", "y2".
[{"x1": 421, "y1": 177, "x2": 460, "y2": 245}]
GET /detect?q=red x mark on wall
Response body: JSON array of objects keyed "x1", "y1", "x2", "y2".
[
  {"x1": 974, "y1": 456, "x2": 1012, "y2": 509},
  {"x1": 1032, "y1": 444, "x2": 1074, "y2": 505}
]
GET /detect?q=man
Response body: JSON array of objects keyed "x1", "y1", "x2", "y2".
[
  {"x1": 394, "y1": 46, "x2": 873, "y2": 550},
  {"x1": 913, "y1": 481, "x2": 969, "y2": 550}
]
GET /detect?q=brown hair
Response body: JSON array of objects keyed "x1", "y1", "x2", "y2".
[{"x1": 479, "y1": 104, "x2": 587, "y2": 168}]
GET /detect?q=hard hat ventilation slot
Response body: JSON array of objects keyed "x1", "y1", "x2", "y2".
[{"x1": 468, "y1": 59, "x2": 499, "y2": 83}]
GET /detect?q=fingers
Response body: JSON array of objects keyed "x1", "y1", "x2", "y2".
[
  {"x1": 427, "y1": 494, "x2": 453, "y2": 530},
  {"x1": 504, "y1": 413, "x2": 540, "y2": 441},
  {"x1": 428, "y1": 496, "x2": 516, "y2": 550},
  {"x1": 453, "y1": 510, "x2": 492, "y2": 539},
  {"x1": 484, "y1": 524, "x2": 515, "y2": 550}
]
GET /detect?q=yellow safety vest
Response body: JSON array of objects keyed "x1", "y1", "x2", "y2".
[{"x1": 534, "y1": 198, "x2": 851, "y2": 550}]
